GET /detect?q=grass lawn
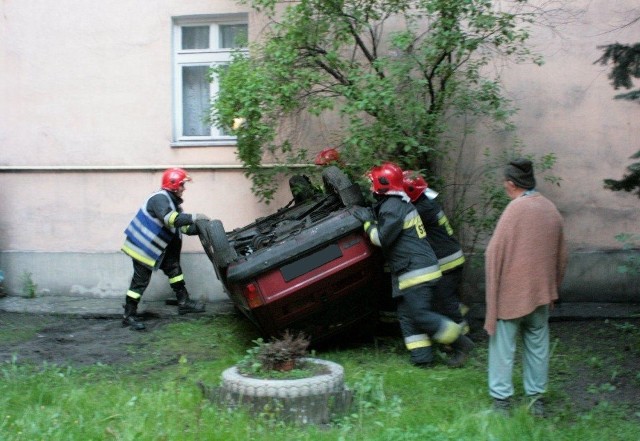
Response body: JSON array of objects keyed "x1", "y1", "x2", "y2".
[{"x1": 1, "y1": 313, "x2": 639, "y2": 440}]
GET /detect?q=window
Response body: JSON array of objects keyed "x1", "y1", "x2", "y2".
[{"x1": 172, "y1": 15, "x2": 248, "y2": 146}]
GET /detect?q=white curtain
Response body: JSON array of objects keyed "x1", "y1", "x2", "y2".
[{"x1": 182, "y1": 65, "x2": 210, "y2": 136}]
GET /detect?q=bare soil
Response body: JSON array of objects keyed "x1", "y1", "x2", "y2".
[
  {"x1": 467, "y1": 317, "x2": 640, "y2": 417},
  {"x1": 1, "y1": 311, "x2": 639, "y2": 417},
  {"x1": 0, "y1": 311, "x2": 192, "y2": 367}
]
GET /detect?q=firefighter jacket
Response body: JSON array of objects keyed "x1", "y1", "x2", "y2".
[
  {"x1": 121, "y1": 190, "x2": 197, "y2": 269},
  {"x1": 364, "y1": 194, "x2": 442, "y2": 295},
  {"x1": 413, "y1": 193, "x2": 465, "y2": 273}
]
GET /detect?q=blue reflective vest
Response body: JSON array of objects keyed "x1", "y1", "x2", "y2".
[{"x1": 121, "y1": 191, "x2": 177, "y2": 268}]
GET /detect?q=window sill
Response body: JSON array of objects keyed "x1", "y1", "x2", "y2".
[{"x1": 171, "y1": 140, "x2": 237, "y2": 148}]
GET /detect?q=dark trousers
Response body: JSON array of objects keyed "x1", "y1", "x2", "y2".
[
  {"x1": 432, "y1": 266, "x2": 464, "y2": 324},
  {"x1": 396, "y1": 280, "x2": 455, "y2": 364},
  {"x1": 128, "y1": 236, "x2": 185, "y2": 298}
]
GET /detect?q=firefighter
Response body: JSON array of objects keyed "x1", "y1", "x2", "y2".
[
  {"x1": 351, "y1": 162, "x2": 472, "y2": 367},
  {"x1": 120, "y1": 168, "x2": 208, "y2": 330},
  {"x1": 403, "y1": 171, "x2": 474, "y2": 367},
  {"x1": 289, "y1": 147, "x2": 346, "y2": 204},
  {"x1": 314, "y1": 147, "x2": 343, "y2": 166},
  {"x1": 286, "y1": 147, "x2": 341, "y2": 204}
]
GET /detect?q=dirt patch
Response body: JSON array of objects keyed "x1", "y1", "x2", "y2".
[
  {"x1": 1, "y1": 311, "x2": 639, "y2": 416},
  {"x1": 548, "y1": 318, "x2": 640, "y2": 415},
  {"x1": 0, "y1": 311, "x2": 181, "y2": 366},
  {"x1": 466, "y1": 317, "x2": 640, "y2": 416}
]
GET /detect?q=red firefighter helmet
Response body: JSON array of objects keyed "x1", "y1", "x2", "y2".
[
  {"x1": 368, "y1": 162, "x2": 404, "y2": 194},
  {"x1": 402, "y1": 171, "x2": 429, "y2": 202},
  {"x1": 314, "y1": 148, "x2": 341, "y2": 166},
  {"x1": 161, "y1": 168, "x2": 192, "y2": 192}
]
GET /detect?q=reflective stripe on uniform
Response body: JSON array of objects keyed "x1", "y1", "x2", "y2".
[
  {"x1": 128, "y1": 215, "x2": 170, "y2": 250},
  {"x1": 165, "y1": 211, "x2": 179, "y2": 228},
  {"x1": 398, "y1": 265, "x2": 442, "y2": 290},
  {"x1": 123, "y1": 201, "x2": 175, "y2": 267},
  {"x1": 364, "y1": 222, "x2": 381, "y2": 247},
  {"x1": 433, "y1": 321, "x2": 461, "y2": 344},
  {"x1": 125, "y1": 219, "x2": 165, "y2": 259},
  {"x1": 439, "y1": 250, "x2": 465, "y2": 272},
  {"x1": 437, "y1": 210, "x2": 454, "y2": 235},
  {"x1": 121, "y1": 242, "x2": 157, "y2": 268},
  {"x1": 169, "y1": 274, "x2": 184, "y2": 284},
  {"x1": 405, "y1": 334, "x2": 431, "y2": 350},
  {"x1": 126, "y1": 290, "x2": 142, "y2": 300},
  {"x1": 122, "y1": 190, "x2": 178, "y2": 268},
  {"x1": 404, "y1": 211, "x2": 426, "y2": 239}
]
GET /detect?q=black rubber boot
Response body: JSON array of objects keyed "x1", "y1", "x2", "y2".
[
  {"x1": 122, "y1": 301, "x2": 145, "y2": 331},
  {"x1": 446, "y1": 334, "x2": 474, "y2": 368},
  {"x1": 410, "y1": 346, "x2": 435, "y2": 368},
  {"x1": 176, "y1": 290, "x2": 206, "y2": 315}
]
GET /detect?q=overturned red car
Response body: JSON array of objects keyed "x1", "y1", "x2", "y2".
[{"x1": 197, "y1": 167, "x2": 388, "y2": 343}]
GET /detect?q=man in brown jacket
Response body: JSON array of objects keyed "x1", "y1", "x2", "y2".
[{"x1": 484, "y1": 158, "x2": 568, "y2": 417}]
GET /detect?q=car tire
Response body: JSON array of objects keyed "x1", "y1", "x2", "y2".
[
  {"x1": 321, "y1": 166, "x2": 351, "y2": 193},
  {"x1": 195, "y1": 219, "x2": 216, "y2": 263},
  {"x1": 321, "y1": 166, "x2": 364, "y2": 207},
  {"x1": 220, "y1": 358, "x2": 344, "y2": 399},
  {"x1": 207, "y1": 219, "x2": 237, "y2": 268}
]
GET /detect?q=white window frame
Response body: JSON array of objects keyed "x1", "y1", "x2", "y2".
[{"x1": 171, "y1": 14, "x2": 248, "y2": 147}]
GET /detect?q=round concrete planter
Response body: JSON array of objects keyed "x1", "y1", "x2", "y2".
[{"x1": 217, "y1": 358, "x2": 351, "y2": 425}]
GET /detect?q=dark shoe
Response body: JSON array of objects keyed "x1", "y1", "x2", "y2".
[
  {"x1": 122, "y1": 303, "x2": 145, "y2": 331},
  {"x1": 440, "y1": 344, "x2": 454, "y2": 354},
  {"x1": 528, "y1": 395, "x2": 545, "y2": 418},
  {"x1": 447, "y1": 334, "x2": 475, "y2": 368},
  {"x1": 175, "y1": 289, "x2": 206, "y2": 315},
  {"x1": 493, "y1": 398, "x2": 512, "y2": 416},
  {"x1": 178, "y1": 299, "x2": 206, "y2": 315},
  {"x1": 122, "y1": 314, "x2": 146, "y2": 330},
  {"x1": 410, "y1": 346, "x2": 434, "y2": 367}
]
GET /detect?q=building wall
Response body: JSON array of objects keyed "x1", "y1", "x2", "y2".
[
  {"x1": 456, "y1": 1, "x2": 640, "y2": 304},
  {"x1": 0, "y1": 0, "x2": 286, "y2": 301},
  {"x1": 1, "y1": 0, "x2": 639, "y2": 303},
  {"x1": 494, "y1": 0, "x2": 640, "y2": 251}
]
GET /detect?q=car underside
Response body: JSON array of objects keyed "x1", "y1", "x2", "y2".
[{"x1": 197, "y1": 166, "x2": 389, "y2": 343}]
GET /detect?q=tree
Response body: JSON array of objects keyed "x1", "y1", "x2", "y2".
[
  {"x1": 596, "y1": 17, "x2": 640, "y2": 197},
  {"x1": 210, "y1": 0, "x2": 544, "y2": 202},
  {"x1": 596, "y1": 15, "x2": 640, "y2": 273}
]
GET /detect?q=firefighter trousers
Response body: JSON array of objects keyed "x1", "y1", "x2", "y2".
[
  {"x1": 396, "y1": 280, "x2": 460, "y2": 364},
  {"x1": 128, "y1": 236, "x2": 186, "y2": 299},
  {"x1": 432, "y1": 266, "x2": 464, "y2": 324}
]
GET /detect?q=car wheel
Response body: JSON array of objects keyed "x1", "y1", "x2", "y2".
[
  {"x1": 207, "y1": 219, "x2": 237, "y2": 268},
  {"x1": 321, "y1": 166, "x2": 351, "y2": 193},
  {"x1": 322, "y1": 166, "x2": 364, "y2": 207},
  {"x1": 195, "y1": 219, "x2": 216, "y2": 263}
]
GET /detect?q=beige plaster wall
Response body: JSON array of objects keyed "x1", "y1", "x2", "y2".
[
  {"x1": 0, "y1": 0, "x2": 290, "y2": 256},
  {"x1": 0, "y1": 170, "x2": 295, "y2": 253},
  {"x1": 1, "y1": 0, "x2": 253, "y2": 165},
  {"x1": 0, "y1": 0, "x2": 639, "y2": 299},
  {"x1": 482, "y1": 0, "x2": 640, "y2": 250}
]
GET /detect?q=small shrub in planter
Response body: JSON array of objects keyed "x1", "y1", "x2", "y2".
[
  {"x1": 237, "y1": 331, "x2": 327, "y2": 379},
  {"x1": 205, "y1": 330, "x2": 351, "y2": 425}
]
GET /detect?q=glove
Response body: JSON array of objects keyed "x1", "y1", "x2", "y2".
[
  {"x1": 350, "y1": 206, "x2": 374, "y2": 223},
  {"x1": 192, "y1": 213, "x2": 210, "y2": 222}
]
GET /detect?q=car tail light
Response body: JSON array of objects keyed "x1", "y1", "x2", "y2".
[{"x1": 243, "y1": 283, "x2": 263, "y2": 308}]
